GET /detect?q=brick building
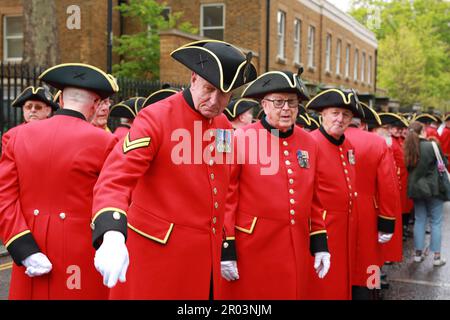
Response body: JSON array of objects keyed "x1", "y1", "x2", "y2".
[
  {"x1": 0, "y1": 0, "x2": 122, "y2": 71},
  {"x1": 0, "y1": 0, "x2": 377, "y2": 94},
  {"x1": 161, "y1": 0, "x2": 378, "y2": 95}
]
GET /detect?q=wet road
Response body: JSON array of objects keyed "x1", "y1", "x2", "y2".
[
  {"x1": 1, "y1": 203, "x2": 450, "y2": 300},
  {"x1": 382, "y1": 202, "x2": 450, "y2": 300}
]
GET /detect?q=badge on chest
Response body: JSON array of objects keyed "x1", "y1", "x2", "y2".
[
  {"x1": 348, "y1": 149, "x2": 356, "y2": 165},
  {"x1": 216, "y1": 129, "x2": 232, "y2": 153},
  {"x1": 296, "y1": 150, "x2": 310, "y2": 168}
]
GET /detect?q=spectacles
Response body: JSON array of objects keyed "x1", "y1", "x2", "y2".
[
  {"x1": 23, "y1": 103, "x2": 45, "y2": 111},
  {"x1": 264, "y1": 99, "x2": 299, "y2": 109}
]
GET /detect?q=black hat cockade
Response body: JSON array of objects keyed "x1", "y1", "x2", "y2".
[
  {"x1": 11, "y1": 86, "x2": 59, "y2": 111},
  {"x1": 142, "y1": 88, "x2": 181, "y2": 108},
  {"x1": 39, "y1": 63, "x2": 119, "y2": 99},
  {"x1": 110, "y1": 97, "x2": 146, "y2": 120},
  {"x1": 171, "y1": 40, "x2": 257, "y2": 93},
  {"x1": 305, "y1": 88, "x2": 364, "y2": 118},
  {"x1": 224, "y1": 98, "x2": 259, "y2": 121},
  {"x1": 378, "y1": 112, "x2": 409, "y2": 128},
  {"x1": 241, "y1": 69, "x2": 309, "y2": 101}
]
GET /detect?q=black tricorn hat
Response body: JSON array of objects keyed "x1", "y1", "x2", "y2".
[
  {"x1": 378, "y1": 112, "x2": 409, "y2": 128},
  {"x1": 296, "y1": 114, "x2": 320, "y2": 131},
  {"x1": 241, "y1": 69, "x2": 309, "y2": 101},
  {"x1": 109, "y1": 97, "x2": 146, "y2": 119},
  {"x1": 305, "y1": 88, "x2": 364, "y2": 118},
  {"x1": 224, "y1": 98, "x2": 259, "y2": 121},
  {"x1": 11, "y1": 86, "x2": 59, "y2": 111},
  {"x1": 171, "y1": 40, "x2": 257, "y2": 93},
  {"x1": 39, "y1": 63, "x2": 119, "y2": 99},
  {"x1": 413, "y1": 113, "x2": 439, "y2": 124},
  {"x1": 142, "y1": 88, "x2": 180, "y2": 108},
  {"x1": 358, "y1": 102, "x2": 381, "y2": 126},
  {"x1": 443, "y1": 113, "x2": 450, "y2": 122}
]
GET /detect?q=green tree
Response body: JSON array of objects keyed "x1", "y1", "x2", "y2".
[
  {"x1": 112, "y1": 0, "x2": 197, "y2": 79},
  {"x1": 349, "y1": 0, "x2": 450, "y2": 110},
  {"x1": 378, "y1": 26, "x2": 426, "y2": 106}
]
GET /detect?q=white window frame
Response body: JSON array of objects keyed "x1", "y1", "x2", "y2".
[
  {"x1": 353, "y1": 49, "x2": 359, "y2": 81},
  {"x1": 361, "y1": 52, "x2": 366, "y2": 83},
  {"x1": 200, "y1": 3, "x2": 225, "y2": 41},
  {"x1": 293, "y1": 19, "x2": 301, "y2": 64},
  {"x1": 335, "y1": 39, "x2": 341, "y2": 75},
  {"x1": 307, "y1": 25, "x2": 315, "y2": 68},
  {"x1": 277, "y1": 10, "x2": 286, "y2": 59},
  {"x1": 368, "y1": 55, "x2": 372, "y2": 85},
  {"x1": 325, "y1": 33, "x2": 332, "y2": 72},
  {"x1": 345, "y1": 44, "x2": 350, "y2": 78},
  {"x1": 3, "y1": 15, "x2": 23, "y2": 62}
]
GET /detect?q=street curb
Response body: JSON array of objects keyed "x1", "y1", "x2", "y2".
[{"x1": 0, "y1": 245, "x2": 8, "y2": 258}]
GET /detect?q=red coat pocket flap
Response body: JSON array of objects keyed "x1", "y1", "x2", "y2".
[
  {"x1": 235, "y1": 212, "x2": 258, "y2": 234},
  {"x1": 127, "y1": 205, "x2": 174, "y2": 244}
]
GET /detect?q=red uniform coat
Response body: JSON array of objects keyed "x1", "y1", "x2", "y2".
[
  {"x1": 218, "y1": 121, "x2": 327, "y2": 299},
  {"x1": 91, "y1": 91, "x2": 232, "y2": 299},
  {"x1": 113, "y1": 125, "x2": 130, "y2": 140},
  {"x1": 0, "y1": 109, "x2": 117, "y2": 299},
  {"x1": 440, "y1": 127, "x2": 450, "y2": 170},
  {"x1": 345, "y1": 127, "x2": 398, "y2": 286},
  {"x1": 382, "y1": 137, "x2": 405, "y2": 262},
  {"x1": 426, "y1": 126, "x2": 440, "y2": 141},
  {"x1": 1, "y1": 123, "x2": 26, "y2": 155},
  {"x1": 306, "y1": 128, "x2": 357, "y2": 300}
]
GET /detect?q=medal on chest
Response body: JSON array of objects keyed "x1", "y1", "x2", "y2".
[
  {"x1": 348, "y1": 149, "x2": 356, "y2": 165},
  {"x1": 216, "y1": 129, "x2": 232, "y2": 153},
  {"x1": 296, "y1": 150, "x2": 310, "y2": 168}
]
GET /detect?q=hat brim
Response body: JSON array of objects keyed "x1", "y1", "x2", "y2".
[
  {"x1": 171, "y1": 40, "x2": 257, "y2": 93},
  {"x1": 11, "y1": 86, "x2": 59, "y2": 111},
  {"x1": 242, "y1": 71, "x2": 310, "y2": 101},
  {"x1": 143, "y1": 89, "x2": 180, "y2": 108},
  {"x1": 39, "y1": 63, "x2": 118, "y2": 99}
]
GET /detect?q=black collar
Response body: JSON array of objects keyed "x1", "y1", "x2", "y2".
[
  {"x1": 319, "y1": 125, "x2": 345, "y2": 146},
  {"x1": 261, "y1": 117, "x2": 294, "y2": 138},
  {"x1": 54, "y1": 108, "x2": 86, "y2": 121},
  {"x1": 182, "y1": 87, "x2": 198, "y2": 113}
]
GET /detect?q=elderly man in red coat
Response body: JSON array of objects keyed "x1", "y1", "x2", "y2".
[
  {"x1": 1, "y1": 86, "x2": 59, "y2": 152},
  {"x1": 91, "y1": 40, "x2": 257, "y2": 299},
  {"x1": 345, "y1": 105, "x2": 398, "y2": 300},
  {"x1": 303, "y1": 89, "x2": 363, "y2": 300},
  {"x1": 0, "y1": 63, "x2": 119, "y2": 299},
  {"x1": 218, "y1": 70, "x2": 330, "y2": 299},
  {"x1": 378, "y1": 113, "x2": 409, "y2": 262}
]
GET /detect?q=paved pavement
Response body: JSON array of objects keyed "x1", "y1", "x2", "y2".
[
  {"x1": 1, "y1": 203, "x2": 450, "y2": 300},
  {"x1": 0, "y1": 242, "x2": 7, "y2": 257},
  {"x1": 383, "y1": 202, "x2": 450, "y2": 300}
]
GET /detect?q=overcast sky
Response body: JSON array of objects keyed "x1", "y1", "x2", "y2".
[{"x1": 326, "y1": 0, "x2": 352, "y2": 13}]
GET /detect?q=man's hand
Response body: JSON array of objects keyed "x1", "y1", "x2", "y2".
[
  {"x1": 314, "y1": 251, "x2": 331, "y2": 279},
  {"x1": 378, "y1": 232, "x2": 393, "y2": 243},
  {"x1": 221, "y1": 260, "x2": 239, "y2": 281},
  {"x1": 94, "y1": 231, "x2": 129, "y2": 288},
  {"x1": 22, "y1": 252, "x2": 52, "y2": 277}
]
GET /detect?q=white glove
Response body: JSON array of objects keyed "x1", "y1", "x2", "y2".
[
  {"x1": 22, "y1": 252, "x2": 52, "y2": 277},
  {"x1": 314, "y1": 251, "x2": 331, "y2": 279},
  {"x1": 94, "y1": 230, "x2": 129, "y2": 288},
  {"x1": 221, "y1": 260, "x2": 239, "y2": 281},
  {"x1": 378, "y1": 232, "x2": 393, "y2": 243}
]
